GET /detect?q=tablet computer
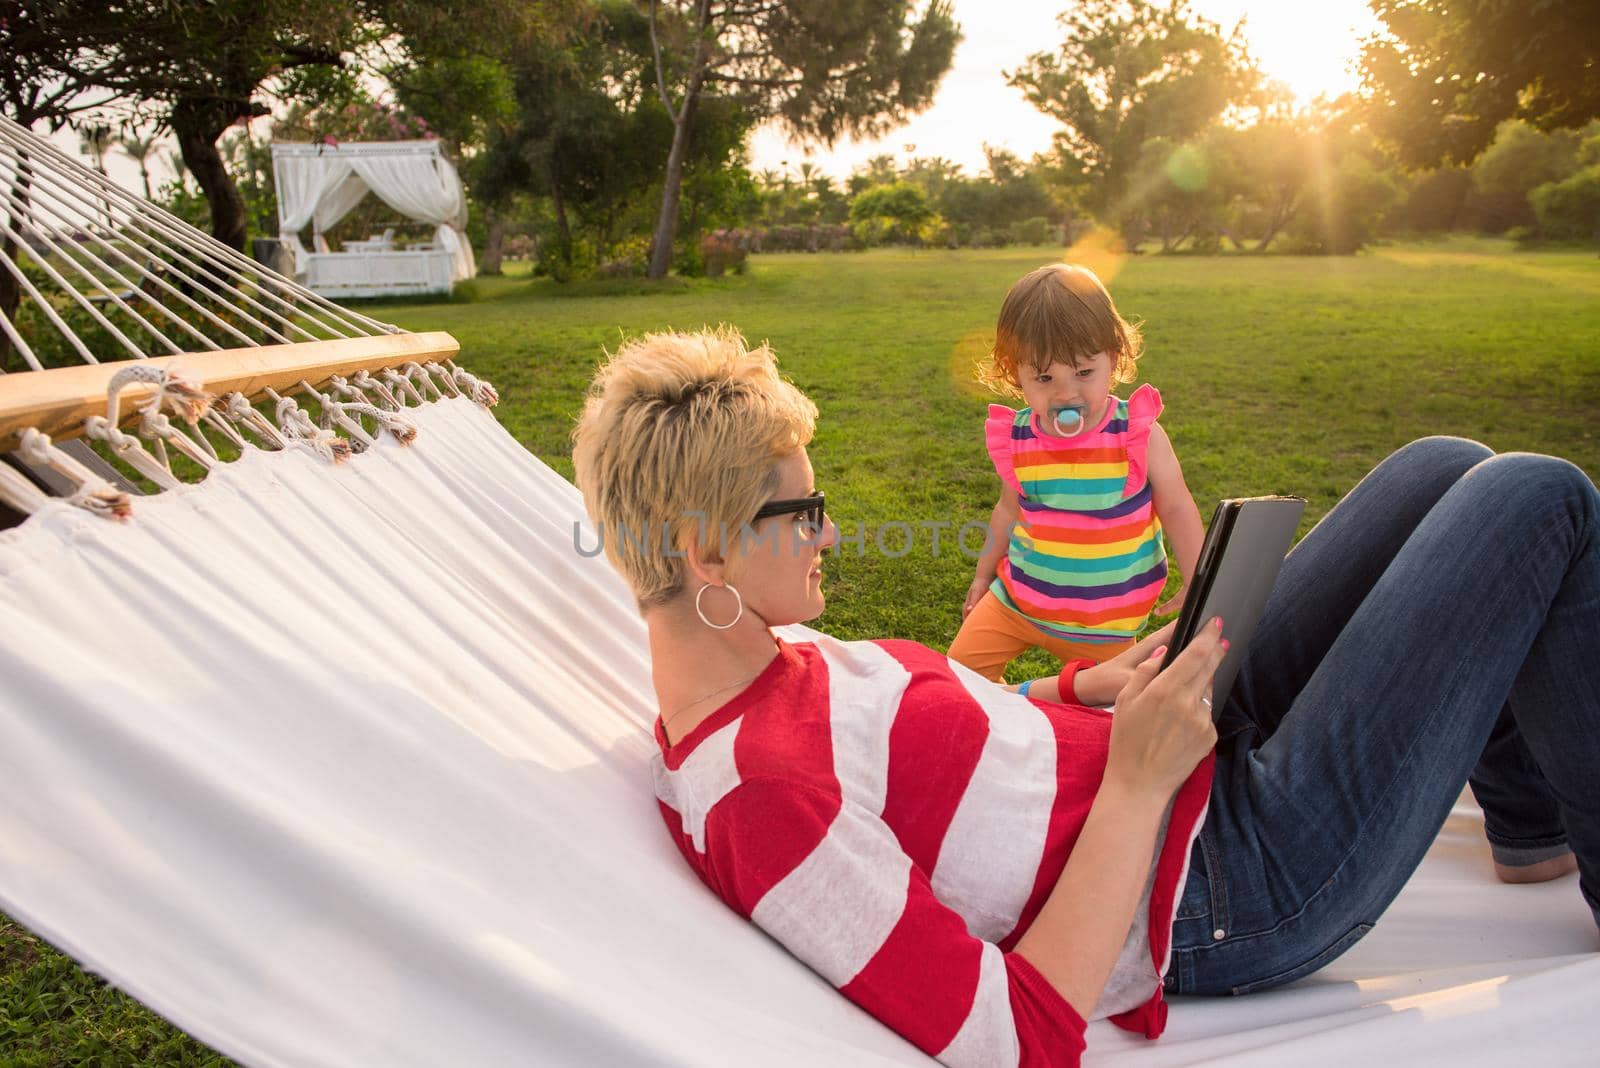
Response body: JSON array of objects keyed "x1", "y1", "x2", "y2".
[{"x1": 1159, "y1": 495, "x2": 1306, "y2": 717}]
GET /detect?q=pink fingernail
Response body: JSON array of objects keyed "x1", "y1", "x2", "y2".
[
  {"x1": 1221, "y1": 638, "x2": 1231, "y2": 651},
  {"x1": 1148, "y1": 645, "x2": 1168, "y2": 660}
]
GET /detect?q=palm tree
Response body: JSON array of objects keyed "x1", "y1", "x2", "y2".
[
  {"x1": 119, "y1": 130, "x2": 159, "y2": 200},
  {"x1": 864, "y1": 153, "x2": 899, "y2": 185},
  {"x1": 77, "y1": 122, "x2": 115, "y2": 229},
  {"x1": 77, "y1": 123, "x2": 114, "y2": 175}
]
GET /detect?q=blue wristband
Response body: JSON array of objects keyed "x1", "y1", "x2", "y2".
[{"x1": 1017, "y1": 678, "x2": 1035, "y2": 697}]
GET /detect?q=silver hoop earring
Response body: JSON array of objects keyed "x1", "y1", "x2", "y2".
[{"x1": 695, "y1": 582, "x2": 743, "y2": 630}]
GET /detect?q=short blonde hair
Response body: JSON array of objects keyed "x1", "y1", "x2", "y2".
[
  {"x1": 983, "y1": 263, "x2": 1143, "y2": 395},
  {"x1": 572, "y1": 326, "x2": 817, "y2": 609}
]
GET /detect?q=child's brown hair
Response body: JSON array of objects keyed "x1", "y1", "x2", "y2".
[{"x1": 983, "y1": 263, "x2": 1143, "y2": 395}]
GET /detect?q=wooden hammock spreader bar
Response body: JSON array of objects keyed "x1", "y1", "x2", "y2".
[{"x1": 0, "y1": 331, "x2": 460, "y2": 450}]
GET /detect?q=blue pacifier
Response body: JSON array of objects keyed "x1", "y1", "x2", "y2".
[{"x1": 1046, "y1": 404, "x2": 1088, "y2": 438}]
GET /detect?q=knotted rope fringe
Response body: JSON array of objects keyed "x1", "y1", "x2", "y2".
[
  {"x1": 402, "y1": 362, "x2": 445, "y2": 402},
  {"x1": 450, "y1": 364, "x2": 499, "y2": 408},
  {"x1": 16, "y1": 428, "x2": 132, "y2": 520},
  {"x1": 82, "y1": 416, "x2": 184, "y2": 491},
  {"x1": 223, "y1": 393, "x2": 291, "y2": 451},
  {"x1": 266, "y1": 389, "x2": 352, "y2": 465},
  {"x1": 425, "y1": 362, "x2": 463, "y2": 398},
  {"x1": 380, "y1": 368, "x2": 427, "y2": 408},
  {"x1": 104, "y1": 365, "x2": 213, "y2": 429},
  {"x1": 23, "y1": 365, "x2": 502, "y2": 511},
  {"x1": 348, "y1": 370, "x2": 403, "y2": 411}
]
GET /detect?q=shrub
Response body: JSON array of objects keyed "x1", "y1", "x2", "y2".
[
  {"x1": 1008, "y1": 216, "x2": 1053, "y2": 245},
  {"x1": 698, "y1": 231, "x2": 749, "y2": 277},
  {"x1": 502, "y1": 234, "x2": 535, "y2": 261},
  {"x1": 594, "y1": 235, "x2": 649, "y2": 279},
  {"x1": 534, "y1": 237, "x2": 596, "y2": 283},
  {"x1": 1531, "y1": 166, "x2": 1600, "y2": 241},
  {"x1": 672, "y1": 241, "x2": 705, "y2": 278},
  {"x1": 746, "y1": 224, "x2": 855, "y2": 252}
]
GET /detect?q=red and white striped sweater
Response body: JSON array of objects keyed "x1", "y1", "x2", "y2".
[{"x1": 652, "y1": 635, "x2": 1214, "y2": 1067}]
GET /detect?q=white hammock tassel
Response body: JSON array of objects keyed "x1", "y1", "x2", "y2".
[
  {"x1": 200, "y1": 408, "x2": 251, "y2": 454},
  {"x1": 402, "y1": 362, "x2": 444, "y2": 402},
  {"x1": 425, "y1": 362, "x2": 463, "y2": 398},
  {"x1": 104, "y1": 364, "x2": 215, "y2": 429},
  {"x1": 223, "y1": 393, "x2": 290, "y2": 451},
  {"x1": 349, "y1": 370, "x2": 403, "y2": 411},
  {"x1": 298, "y1": 380, "x2": 377, "y2": 450},
  {"x1": 269, "y1": 391, "x2": 351, "y2": 465},
  {"x1": 16, "y1": 428, "x2": 133, "y2": 520},
  {"x1": 137, "y1": 408, "x2": 216, "y2": 472},
  {"x1": 83, "y1": 416, "x2": 184, "y2": 492},
  {"x1": 380, "y1": 367, "x2": 427, "y2": 408},
  {"x1": 450, "y1": 365, "x2": 499, "y2": 408},
  {"x1": 346, "y1": 401, "x2": 418, "y2": 447}
]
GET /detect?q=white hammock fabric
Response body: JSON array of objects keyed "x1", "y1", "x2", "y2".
[{"x1": 0, "y1": 397, "x2": 1596, "y2": 1066}]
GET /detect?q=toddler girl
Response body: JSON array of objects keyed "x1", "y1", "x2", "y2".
[{"x1": 949, "y1": 263, "x2": 1204, "y2": 681}]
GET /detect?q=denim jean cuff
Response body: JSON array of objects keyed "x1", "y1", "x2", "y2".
[{"x1": 1486, "y1": 834, "x2": 1571, "y2": 867}]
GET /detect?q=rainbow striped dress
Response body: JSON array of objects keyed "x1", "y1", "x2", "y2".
[{"x1": 983, "y1": 384, "x2": 1167, "y2": 645}]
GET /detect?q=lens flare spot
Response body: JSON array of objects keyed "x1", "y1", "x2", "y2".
[
  {"x1": 1164, "y1": 144, "x2": 1209, "y2": 193},
  {"x1": 1062, "y1": 226, "x2": 1128, "y2": 287},
  {"x1": 948, "y1": 326, "x2": 1001, "y2": 399}
]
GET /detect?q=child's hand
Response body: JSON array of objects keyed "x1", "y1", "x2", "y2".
[
  {"x1": 1155, "y1": 586, "x2": 1187, "y2": 617},
  {"x1": 963, "y1": 580, "x2": 989, "y2": 619}
]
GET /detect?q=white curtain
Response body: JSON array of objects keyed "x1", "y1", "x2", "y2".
[
  {"x1": 0, "y1": 398, "x2": 1595, "y2": 1066},
  {"x1": 312, "y1": 168, "x2": 370, "y2": 239},
  {"x1": 347, "y1": 154, "x2": 475, "y2": 281},
  {"x1": 271, "y1": 145, "x2": 476, "y2": 281}
]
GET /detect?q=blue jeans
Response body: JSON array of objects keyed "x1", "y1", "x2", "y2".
[{"x1": 1167, "y1": 437, "x2": 1600, "y2": 995}]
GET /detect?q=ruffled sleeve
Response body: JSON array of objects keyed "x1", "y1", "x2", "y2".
[
  {"x1": 985, "y1": 405, "x2": 1024, "y2": 497},
  {"x1": 1122, "y1": 384, "x2": 1163, "y2": 495}
]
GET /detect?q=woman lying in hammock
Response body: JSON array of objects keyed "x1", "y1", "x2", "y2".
[{"x1": 570, "y1": 327, "x2": 1599, "y2": 1067}]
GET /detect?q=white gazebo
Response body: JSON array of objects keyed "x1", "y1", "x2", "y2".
[{"x1": 270, "y1": 139, "x2": 476, "y2": 298}]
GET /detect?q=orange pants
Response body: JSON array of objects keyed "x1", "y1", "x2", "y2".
[{"x1": 948, "y1": 592, "x2": 1133, "y2": 682}]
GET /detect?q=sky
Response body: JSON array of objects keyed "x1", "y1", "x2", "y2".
[
  {"x1": 748, "y1": 0, "x2": 1383, "y2": 180},
  {"x1": 61, "y1": 1, "x2": 1383, "y2": 195}
]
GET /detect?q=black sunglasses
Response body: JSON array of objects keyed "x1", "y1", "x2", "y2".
[{"x1": 751, "y1": 491, "x2": 826, "y2": 531}]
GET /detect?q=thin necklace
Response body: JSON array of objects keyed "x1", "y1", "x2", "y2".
[{"x1": 661, "y1": 671, "x2": 762, "y2": 735}]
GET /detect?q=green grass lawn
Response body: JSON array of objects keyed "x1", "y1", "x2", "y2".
[{"x1": 3, "y1": 239, "x2": 1597, "y2": 1063}]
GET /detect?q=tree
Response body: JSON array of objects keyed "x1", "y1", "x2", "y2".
[
  {"x1": 1124, "y1": 137, "x2": 1227, "y2": 251},
  {"x1": 643, "y1": 0, "x2": 959, "y2": 277},
  {"x1": 3, "y1": 1, "x2": 560, "y2": 250},
  {"x1": 849, "y1": 180, "x2": 939, "y2": 245},
  {"x1": 1220, "y1": 119, "x2": 1314, "y2": 250},
  {"x1": 1531, "y1": 166, "x2": 1600, "y2": 241},
  {"x1": 1471, "y1": 121, "x2": 1584, "y2": 202},
  {"x1": 77, "y1": 122, "x2": 114, "y2": 175},
  {"x1": 1007, "y1": 0, "x2": 1257, "y2": 227},
  {"x1": 1360, "y1": 0, "x2": 1600, "y2": 168},
  {"x1": 117, "y1": 127, "x2": 160, "y2": 199}
]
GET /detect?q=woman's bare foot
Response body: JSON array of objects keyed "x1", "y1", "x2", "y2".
[{"x1": 1494, "y1": 852, "x2": 1578, "y2": 884}]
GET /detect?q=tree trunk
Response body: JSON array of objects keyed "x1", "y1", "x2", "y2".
[
  {"x1": 171, "y1": 97, "x2": 249, "y2": 252},
  {"x1": 479, "y1": 209, "x2": 506, "y2": 275},
  {"x1": 648, "y1": 90, "x2": 700, "y2": 279},
  {"x1": 646, "y1": 0, "x2": 714, "y2": 280},
  {"x1": 548, "y1": 162, "x2": 572, "y2": 266},
  {"x1": 1, "y1": 153, "x2": 32, "y2": 372},
  {"x1": 0, "y1": 240, "x2": 20, "y2": 373},
  {"x1": 1254, "y1": 190, "x2": 1299, "y2": 252}
]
